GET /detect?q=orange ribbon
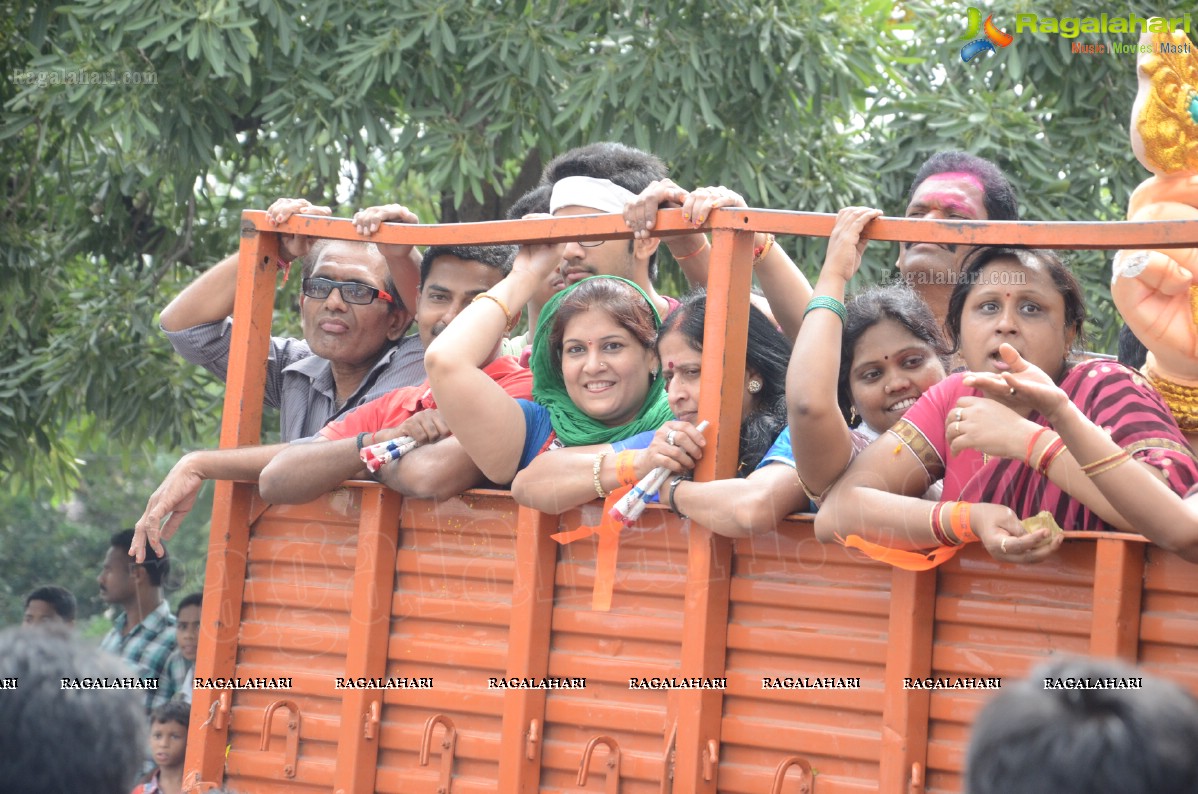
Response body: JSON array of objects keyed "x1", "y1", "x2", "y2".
[
  {"x1": 840, "y1": 533, "x2": 963, "y2": 571},
  {"x1": 551, "y1": 485, "x2": 633, "y2": 611}
]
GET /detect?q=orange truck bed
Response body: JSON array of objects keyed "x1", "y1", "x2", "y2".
[{"x1": 183, "y1": 209, "x2": 1198, "y2": 793}]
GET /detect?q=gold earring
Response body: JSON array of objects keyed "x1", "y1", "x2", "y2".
[
  {"x1": 747, "y1": 379, "x2": 762, "y2": 394},
  {"x1": 849, "y1": 405, "x2": 858, "y2": 423}
]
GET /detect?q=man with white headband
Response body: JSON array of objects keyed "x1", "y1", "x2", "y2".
[
  {"x1": 550, "y1": 174, "x2": 678, "y2": 318},
  {"x1": 540, "y1": 141, "x2": 691, "y2": 318}
]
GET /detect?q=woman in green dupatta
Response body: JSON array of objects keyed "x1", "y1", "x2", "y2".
[{"x1": 424, "y1": 239, "x2": 673, "y2": 492}]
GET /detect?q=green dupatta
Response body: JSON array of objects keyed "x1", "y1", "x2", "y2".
[{"x1": 529, "y1": 276, "x2": 673, "y2": 447}]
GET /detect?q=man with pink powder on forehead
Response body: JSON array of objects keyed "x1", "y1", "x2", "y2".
[{"x1": 896, "y1": 151, "x2": 1020, "y2": 327}]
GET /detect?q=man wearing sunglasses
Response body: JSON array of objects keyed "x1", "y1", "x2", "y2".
[
  {"x1": 133, "y1": 243, "x2": 524, "y2": 560},
  {"x1": 160, "y1": 198, "x2": 425, "y2": 442}
]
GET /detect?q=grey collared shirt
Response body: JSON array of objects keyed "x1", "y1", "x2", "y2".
[{"x1": 164, "y1": 318, "x2": 426, "y2": 441}]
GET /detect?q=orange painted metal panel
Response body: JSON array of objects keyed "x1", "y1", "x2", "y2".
[{"x1": 182, "y1": 211, "x2": 1198, "y2": 794}]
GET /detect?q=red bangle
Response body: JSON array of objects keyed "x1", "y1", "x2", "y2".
[
  {"x1": 1025, "y1": 426, "x2": 1050, "y2": 468},
  {"x1": 929, "y1": 501, "x2": 951, "y2": 546},
  {"x1": 1036, "y1": 437, "x2": 1066, "y2": 475}
]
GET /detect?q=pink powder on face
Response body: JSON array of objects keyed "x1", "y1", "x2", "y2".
[{"x1": 928, "y1": 171, "x2": 985, "y2": 192}]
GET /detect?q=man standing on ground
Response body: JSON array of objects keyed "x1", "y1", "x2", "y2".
[{"x1": 98, "y1": 529, "x2": 178, "y2": 711}]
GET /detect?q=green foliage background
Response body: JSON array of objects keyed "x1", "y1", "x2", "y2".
[{"x1": 0, "y1": 0, "x2": 1161, "y2": 623}]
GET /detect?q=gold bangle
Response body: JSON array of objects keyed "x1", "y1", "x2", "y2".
[
  {"x1": 673, "y1": 237, "x2": 709, "y2": 262},
  {"x1": 593, "y1": 451, "x2": 609, "y2": 499},
  {"x1": 472, "y1": 292, "x2": 514, "y2": 331},
  {"x1": 1081, "y1": 450, "x2": 1132, "y2": 478}
]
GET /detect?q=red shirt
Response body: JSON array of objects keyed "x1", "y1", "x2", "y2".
[{"x1": 320, "y1": 355, "x2": 532, "y2": 441}]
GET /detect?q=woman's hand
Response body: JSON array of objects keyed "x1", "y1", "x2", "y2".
[
  {"x1": 632, "y1": 421, "x2": 707, "y2": 480},
  {"x1": 266, "y1": 197, "x2": 331, "y2": 260},
  {"x1": 970, "y1": 502, "x2": 1063, "y2": 564},
  {"x1": 946, "y1": 396, "x2": 1040, "y2": 461},
  {"x1": 963, "y1": 343, "x2": 1069, "y2": 422},
  {"x1": 351, "y1": 203, "x2": 420, "y2": 261},
  {"x1": 680, "y1": 185, "x2": 747, "y2": 226},
  {"x1": 820, "y1": 207, "x2": 883, "y2": 284}
]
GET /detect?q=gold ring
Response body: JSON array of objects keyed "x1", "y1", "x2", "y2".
[
  {"x1": 1001, "y1": 537, "x2": 1008, "y2": 553},
  {"x1": 954, "y1": 421, "x2": 961, "y2": 435}
]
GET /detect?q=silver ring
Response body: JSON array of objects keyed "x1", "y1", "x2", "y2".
[
  {"x1": 1001, "y1": 537, "x2": 1008, "y2": 553},
  {"x1": 956, "y1": 409, "x2": 963, "y2": 422},
  {"x1": 666, "y1": 430, "x2": 677, "y2": 446},
  {"x1": 1009, "y1": 387, "x2": 1017, "y2": 396}
]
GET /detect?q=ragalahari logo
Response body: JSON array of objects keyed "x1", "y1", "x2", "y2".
[{"x1": 961, "y1": 7, "x2": 1014, "y2": 62}]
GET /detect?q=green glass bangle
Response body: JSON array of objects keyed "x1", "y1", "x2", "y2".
[{"x1": 803, "y1": 295, "x2": 847, "y2": 323}]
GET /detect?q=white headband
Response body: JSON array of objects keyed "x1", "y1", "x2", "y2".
[{"x1": 550, "y1": 176, "x2": 638, "y2": 215}]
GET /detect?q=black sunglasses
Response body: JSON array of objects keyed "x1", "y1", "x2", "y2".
[{"x1": 301, "y1": 277, "x2": 394, "y2": 306}]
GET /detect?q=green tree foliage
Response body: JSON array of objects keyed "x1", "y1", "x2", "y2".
[
  {"x1": 0, "y1": 446, "x2": 212, "y2": 629},
  {"x1": 0, "y1": 0, "x2": 1162, "y2": 492}
]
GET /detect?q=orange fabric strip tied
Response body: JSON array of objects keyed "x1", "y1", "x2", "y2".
[
  {"x1": 550, "y1": 485, "x2": 634, "y2": 611},
  {"x1": 840, "y1": 533, "x2": 963, "y2": 571}
]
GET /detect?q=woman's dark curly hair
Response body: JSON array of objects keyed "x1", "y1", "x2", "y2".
[{"x1": 656, "y1": 290, "x2": 792, "y2": 474}]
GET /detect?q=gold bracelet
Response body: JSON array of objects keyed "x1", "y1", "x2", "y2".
[
  {"x1": 592, "y1": 451, "x2": 609, "y2": 498},
  {"x1": 673, "y1": 237, "x2": 709, "y2": 262},
  {"x1": 472, "y1": 292, "x2": 514, "y2": 331},
  {"x1": 1142, "y1": 364, "x2": 1198, "y2": 434},
  {"x1": 1081, "y1": 450, "x2": 1132, "y2": 478}
]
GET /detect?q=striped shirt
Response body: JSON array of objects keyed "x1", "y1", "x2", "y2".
[
  {"x1": 164, "y1": 318, "x2": 427, "y2": 441},
  {"x1": 99, "y1": 600, "x2": 177, "y2": 713}
]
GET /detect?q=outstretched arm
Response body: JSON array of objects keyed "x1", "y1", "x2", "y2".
[
  {"x1": 378, "y1": 436, "x2": 487, "y2": 501},
  {"x1": 818, "y1": 438, "x2": 1059, "y2": 564},
  {"x1": 132, "y1": 444, "x2": 286, "y2": 561},
  {"x1": 424, "y1": 234, "x2": 564, "y2": 484},
  {"x1": 677, "y1": 186, "x2": 813, "y2": 341},
  {"x1": 669, "y1": 464, "x2": 806, "y2": 538},
  {"x1": 512, "y1": 421, "x2": 705, "y2": 514},
  {"x1": 789, "y1": 207, "x2": 881, "y2": 503},
  {"x1": 259, "y1": 410, "x2": 451, "y2": 504}
]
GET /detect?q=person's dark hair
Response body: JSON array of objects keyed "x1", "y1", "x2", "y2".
[
  {"x1": 548, "y1": 278, "x2": 657, "y2": 373},
  {"x1": 109, "y1": 529, "x2": 170, "y2": 587},
  {"x1": 150, "y1": 700, "x2": 192, "y2": 730},
  {"x1": 542, "y1": 142, "x2": 669, "y2": 280},
  {"x1": 1118, "y1": 323, "x2": 1148, "y2": 370},
  {"x1": 0, "y1": 627, "x2": 146, "y2": 794},
  {"x1": 302, "y1": 239, "x2": 402, "y2": 314},
  {"x1": 945, "y1": 247, "x2": 1087, "y2": 361},
  {"x1": 419, "y1": 244, "x2": 517, "y2": 287},
  {"x1": 965, "y1": 656, "x2": 1198, "y2": 794},
  {"x1": 907, "y1": 150, "x2": 1019, "y2": 221},
  {"x1": 177, "y1": 591, "x2": 203, "y2": 612},
  {"x1": 656, "y1": 291, "x2": 792, "y2": 473},
  {"x1": 841, "y1": 284, "x2": 949, "y2": 426},
  {"x1": 506, "y1": 184, "x2": 552, "y2": 220},
  {"x1": 24, "y1": 585, "x2": 77, "y2": 622}
]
